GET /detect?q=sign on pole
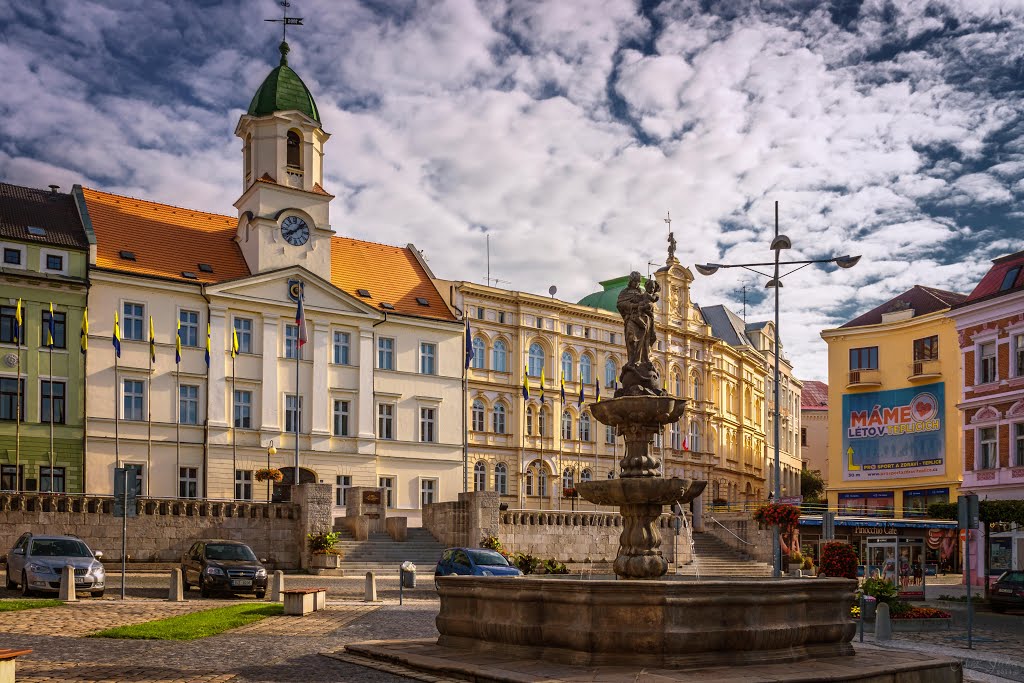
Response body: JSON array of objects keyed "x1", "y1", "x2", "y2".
[
  {"x1": 113, "y1": 468, "x2": 137, "y2": 518},
  {"x1": 957, "y1": 494, "x2": 979, "y2": 530}
]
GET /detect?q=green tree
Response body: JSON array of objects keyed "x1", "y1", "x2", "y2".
[{"x1": 800, "y1": 468, "x2": 825, "y2": 502}]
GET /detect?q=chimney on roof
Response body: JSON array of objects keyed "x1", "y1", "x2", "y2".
[{"x1": 48, "y1": 184, "x2": 60, "y2": 195}]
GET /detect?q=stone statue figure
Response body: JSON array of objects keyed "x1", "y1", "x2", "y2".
[
  {"x1": 616, "y1": 272, "x2": 663, "y2": 397},
  {"x1": 667, "y1": 231, "x2": 677, "y2": 262}
]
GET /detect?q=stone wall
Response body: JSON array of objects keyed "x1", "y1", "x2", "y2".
[
  {"x1": 702, "y1": 511, "x2": 773, "y2": 563},
  {"x1": 0, "y1": 486, "x2": 333, "y2": 570}
]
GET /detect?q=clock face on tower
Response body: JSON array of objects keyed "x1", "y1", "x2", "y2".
[{"x1": 281, "y1": 215, "x2": 310, "y2": 246}]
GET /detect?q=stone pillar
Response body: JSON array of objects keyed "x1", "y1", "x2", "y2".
[
  {"x1": 692, "y1": 492, "x2": 704, "y2": 532},
  {"x1": 463, "y1": 490, "x2": 500, "y2": 546},
  {"x1": 270, "y1": 570, "x2": 284, "y2": 601},
  {"x1": 294, "y1": 483, "x2": 333, "y2": 570},
  {"x1": 364, "y1": 571, "x2": 377, "y2": 602},
  {"x1": 59, "y1": 565, "x2": 77, "y2": 602},
  {"x1": 168, "y1": 568, "x2": 184, "y2": 602},
  {"x1": 875, "y1": 602, "x2": 892, "y2": 641},
  {"x1": 346, "y1": 486, "x2": 387, "y2": 534}
]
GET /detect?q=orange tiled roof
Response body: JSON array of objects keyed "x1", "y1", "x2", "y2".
[
  {"x1": 330, "y1": 236, "x2": 455, "y2": 321},
  {"x1": 83, "y1": 187, "x2": 250, "y2": 284}
]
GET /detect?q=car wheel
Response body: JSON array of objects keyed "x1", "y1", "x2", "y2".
[
  {"x1": 5, "y1": 570, "x2": 16, "y2": 590},
  {"x1": 199, "y1": 576, "x2": 211, "y2": 598},
  {"x1": 20, "y1": 572, "x2": 33, "y2": 598},
  {"x1": 91, "y1": 590, "x2": 104, "y2": 598},
  {"x1": 255, "y1": 591, "x2": 266, "y2": 599}
]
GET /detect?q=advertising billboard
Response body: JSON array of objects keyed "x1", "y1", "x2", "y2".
[{"x1": 842, "y1": 382, "x2": 944, "y2": 481}]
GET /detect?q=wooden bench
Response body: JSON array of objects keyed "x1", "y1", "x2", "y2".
[
  {"x1": 281, "y1": 588, "x2": 327, "y2": 616},
  {"x1": 0, "y1": 648, "x2": 32, "y2": 683}
]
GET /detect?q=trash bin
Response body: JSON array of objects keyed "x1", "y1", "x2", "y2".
[{"x1": 401, "y1": 561, "x2": 416, "y2": 588}]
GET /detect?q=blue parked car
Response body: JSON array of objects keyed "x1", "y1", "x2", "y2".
[{"x1": 434, "y1": 547, "x2": 522, "y2": 589}]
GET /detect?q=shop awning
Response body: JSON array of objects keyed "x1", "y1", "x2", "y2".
[{"x1": 799, "y1": 515, "x2": 956, "y2": 529}]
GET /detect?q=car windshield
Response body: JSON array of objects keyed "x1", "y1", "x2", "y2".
[
  {"x1": 998, "y1": 571, "x2": 1024, "y2": 585},
  {"x1": 468, "y1": 549, "x2": 510, "y2": 567},
  {"x1": 30, "y1": 539, "x2": 93, "y2": 558},
  {"x1": 204, "y1": 544, "x2": 257, "y2": 561}
]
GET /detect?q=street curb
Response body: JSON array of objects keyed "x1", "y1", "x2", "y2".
[{"x1": 872, "y1": 638, "x2": 1024, "y2": 682}]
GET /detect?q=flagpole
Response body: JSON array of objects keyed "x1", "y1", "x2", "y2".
[
  {"x1": 175, "y1": 355, "x2": 180, "y2": 495},
  {"x1": 294, "y1": 299, "x2": 301, "y2": 491},
  {"x1": 114, "y1": 353, "x2": 120, "y2": 470},
  {"x1": 147, "y1": 319, "x2": 153, "y2": 496},
  {"x1": 462, "y1": 319, "x2": 469, "y2": 493},
  {"x1": 49, "y1": 341, "x2": 54, "y2": 492},
  {"x1": 15, "y1": 327, "x2": 21, "y2": 492},
  {"x1": 232, "y1": 348, "x2": 237, "y2": 499}
]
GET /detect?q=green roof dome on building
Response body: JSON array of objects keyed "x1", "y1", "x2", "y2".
[
  {"x1": 247, "y1": 41, "x2": 321, "y2": 124},
  {"x1": 577, "y1": 274, "x2": 648, "y2": 312}
]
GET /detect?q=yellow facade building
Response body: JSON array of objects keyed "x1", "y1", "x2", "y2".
[{"x1": 821, "y1": 286, "x2": 965, "y2": 518}]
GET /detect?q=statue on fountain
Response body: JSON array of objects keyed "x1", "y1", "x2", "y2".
[{"x1": 616, "y1": 271, "x2": 664, "y2": 397}]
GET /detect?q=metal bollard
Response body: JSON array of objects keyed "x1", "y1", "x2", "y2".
[
  {"x1": 59, "y1": 565, "x2": 77, "y2": 602},
  {"x1": 364, "y1": 571, "x2": 377, "y2": 602},
  {"x1": 270, "y1": 570, "x2": 284, "y2": 602},
  {"x1": 168, "y1": 568, "x2": 184, "y2": 602},
  {"x1": 875, "y1": 602, "x2": 892, "y2": 641}
]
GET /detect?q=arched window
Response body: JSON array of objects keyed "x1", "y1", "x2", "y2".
[
  {"x1": 670, "y1": 421, "x2": 682, "y2": 450},
  {"x1": 561, "y1": 351, "x2": 573, "y2": 382},
  {"x1": 713, "y1": 481, "x2": 721, "y2": 500},
  {"x1": 286, "y1": 130, "x2": 301, "y2": 168},
  {"x1": 471, "y1": 337, "x2": 486, "y2": 369},
  {"x1": 673, "y1": 372, "x2": 683, "y2": 397},
  {"x1": 495, "y1": 463, "x2": 507, "y2": 494},
  {"x1": 538, "y1": 468, "x2": 547, "y2": 497},
  {"x1": 580, "y1": 355, "x2": 593, "y2": 384},
  {"x1": 561, "y1": 410, "x2": 573, "y2": 440},
  {"x1": 474, "y1": 462, "x2": 486, "y2": 491},
  {"x1": 581, "y1": 468, "x2": 592, "y2": 483},
  {"x1": 471, "y1": 400, "x2": 485, "y2": 432},
  {"x1": 538, "y1": 406, "x2": 547, "y2": 437},
  {"x1": 690, "y1": 421, "x2": 701, "y2": 453},
  {"x1": 493, "y1": 340, "x2": 508, "y2": 372},
  {"x1": 528, "y1": 343, "x2": 544, "y2": 377},
  {"x1": 562, "y1": 468, "x2": 574, "y2": 490},
  {"x1": 525, "y1": 406, "x2": 534, "y2": 436},
  {"x1": 604, "y1": 358, "x2": 617, "y2": 388},
  {"x1": 493, "y1": 403, "x2": 506, "y2": 434},
  {"x1": 525, "y1": 469, "x2": 534, "y2": 496},
  {"x1": 578, "y1": 412, "x2": 591, "y2": 441},
  {"x1": 692, "y1": 374, "x2": 702, "y2": 402}
]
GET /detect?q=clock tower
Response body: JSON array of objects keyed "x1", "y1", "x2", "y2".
[{"x1": 234, "y1": 40, "x2": 333, "y2": 279}]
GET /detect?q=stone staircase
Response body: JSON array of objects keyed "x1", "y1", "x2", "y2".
[
  {"x1": 674, "y1": 532, "x2": 774, "y2": 577},
  {"x1": 331, "y1": 526, "x2": 446, "y2": 575}
]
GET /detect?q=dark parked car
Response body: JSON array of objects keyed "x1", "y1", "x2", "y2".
[
  {"x1": 434, "y1": 547, "x2": 522, "y2": 589},
  {"x1": 4, "y1": 533, "x2": 105, "y2": 597},
  {"x1": 990, "y1": 570, "x2": 1024, "y2": 613},
  {"x1": 180, "y1": 540, "x2": 267, "y2": 598}
]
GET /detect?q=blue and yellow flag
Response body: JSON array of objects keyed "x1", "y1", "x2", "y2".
[
  {"x1": 13, "y1": 298, "x2": 22, "y2": 345},
  {"x1": 231, "y1": 326, "x2": 239, "y2": 359},
  {"x1": 112, "y1": 311, "x2": 121, "y2": 358},
  {"x1": 45, "y1": 303, "x2": 55, "y2": 347},
  {"x1": 578, "y1": 370, "x2": 585, "y2": 407},
  {"x1": 148, "y1": 315, "x2": 156, "y2": 363},
  {"x1": 560, "y1": 373, "x2": 566, "y2": 404},
  {"x1": 539, "y1": 368, "x2": 546, "y2": 403},
  {"x1": 79, "y1": 308, "x2": 88, "y2": 354},
  {"x1": 175, "y1": 319, "x2": 182, "y2": 364},
  {"x1": 521, "y1": 365, "x2": 530, "y2": 401},
  {"x1": 595, "y1": 380, "x2": 601, "y2": 403},
  {"x1": 204, "y1": 323, "x2": 211, "y2": 367},
  {"x1": 464, "y1": 319, "x2": 473, "y2": 369}
]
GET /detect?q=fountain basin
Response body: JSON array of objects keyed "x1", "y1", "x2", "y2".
[
  {"x1": 576, "y1": 477, "x2": 706, "y2": 506},
  {"x1": 436, "y1": 576, "x2": 858, "y2": 668},
  {"x1": 590, "y1": 394, "x2": 685, "y2": 428}
]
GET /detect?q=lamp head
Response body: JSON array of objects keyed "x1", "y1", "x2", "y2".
[
  {"x1": 267, "y1": 442, "x2": 277, "y2": 456},
  {"x1": 695, "y1": 263, "x2": 720, "y2": 276},
  {"x1": 765, "y1": 278, "x2": 783, "y2": 288},
  {"x1": 770, "y1": 234, "x2": 792, "y2": 251},
  {"x1": 835, "y1": 254, "x2": 861, "y2": 269}
]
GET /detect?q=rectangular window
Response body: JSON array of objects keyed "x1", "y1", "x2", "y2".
[
  {"x1": 475, "y1": 306, "x2": 485, "y2": 320},
  {"x1": 45, "y1": 254, "x2": 63, "y2": 271},
  {"x1": 980, "y1": 342, "x2": 997, "y2": 384},
  {"x1": 3, "y1": 248, "x2": 21, "y2": 265},
  {"x1": 234, "y1": 470, "x2": 252, "y2": 501},
  {"x1": 535, "y1": 317, "x2": 543, "y2": 329},
  {"x1": 40, "y1": 381, "x2": 65, "y2": 424},
  {"x1": 378, "y1": 403, "x2": 394, "y2": 439},
  {"x1": 1016, "y1": 423, "x2": 1024, "y2": 468},
  {"x1": 377, "y1": 337, "x2": 394, "y2": 370},
  {"x1": 606, "y1": 424, "x2": 616, "y2": 445},
  {"x1": 335, "y1": 475, "x2": 351, "y2": 506},
  {"x1": 913, "y1": 335, "x2": 938, "y2": 361},
  {"x1": 801, "y1": 427, "x2": 807, "y2": 447},
  {"x1": 233, "y1": 317, "x2": 253, "y2": 354},
  {"x1": 123, "y1": 302, "x2": 145, "y2": 341},
  {"x1": 178, "y1": 467, "x2": 198, "y2": 499},
  {"x1": 179, "y1": 384, "x2": 199, "y2": 425},
  {"x1": 849, "y1": 346, "x2": 878, "y2": 370},
  {"x1": 379, "y1": 476, "x2": 394, "y2": 507},
  {"x1": 39, "y1": 467, "x2": 65, "y2": 493},
  {"x1": 123, "y1": 379, "x2": 145, "y2": 421},
  {"x1": 333, "y1": 399, "x2": 350, "y2": 436},
  {"x1": 420, "y1": 407, "x2": 436, "y2": 442},
  {"x1": 284, "y1": 324, "x2": 299, "y2": 359},
  {"x1": 980, "y1": 427, "x2": 997, "y2": 469},
  {"x1": 1, "y1": 464, "x2": 21, "y2": 491},
  {"x1": 41, "y1": 310, "x2": 66, "y2": 348},
  {"x1": 284, "y1": 394, "x2": 302, "y2": 433},
  {"x1": 1016, "y1": 334, "x2": 1024, "y2": 378},
  {"x1": 497, "y1": 311, "x2": 506, "y2": 324},
  {"x1": 1, "y1": 378, "x2": 25, "y2": 421},
  {"x1": 333, "y1": 331, "x2": 351, "y2": 364},
  {"x1": 0, "y1": 306, "x2": 18, "y2": 343},
  {"x1": 419, "y1": 342, "x2": 436, "y2": 375},
  {"x1": 233, "y1": 390, "x2": 252, "y2": 428},
  {"x1": 1000, "y1": 265, "x2": 1022, "y2": 291},
  {"x1": 421, "y1": 479, "x2": 436, "y2": 506}
]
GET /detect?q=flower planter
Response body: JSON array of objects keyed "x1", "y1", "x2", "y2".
[{"x1": 310, "y1": 553, "x2": 341, "y2": 570}]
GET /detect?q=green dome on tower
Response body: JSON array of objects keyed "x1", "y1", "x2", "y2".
[
  {"x1": 577, "y1": 275, "x2": 648, "y2": 312},
  {"x1": 247, "y1": 41, "x2": 321, "y2": 124}
]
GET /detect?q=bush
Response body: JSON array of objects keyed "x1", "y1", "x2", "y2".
[
  {"x1": 819, "y1": 541, "x2": 858, "y2": 579},
  {"x1": 509, "y1": 551, "x2": 541, "y2": 575},
  {"x1": 480, "y1": 535, "x2": 508, "y2": 558},
  {"x1": 861, "y1": 577, "x2": 898, "y2": 605},
  {"x1": 802, "y1": 556, "x2": 814, "y2": 570},
  {"x1": 307, "y1": 531, "x2": 341, "y2": 555},
  {"x1": 541, "y1": 558, "x2": 568, "y2": 574}
]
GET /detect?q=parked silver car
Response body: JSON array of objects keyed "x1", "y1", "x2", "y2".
[{"x1": 4, "y1": 533, "x2": 105, "y2": 597}]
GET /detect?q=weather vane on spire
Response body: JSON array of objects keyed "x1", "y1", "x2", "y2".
[
  {"x1": 664, "y1": 210, "x2": 677, "y2": 263},
  {"x1": 265, "y1": 0, "x2": 304, "y2": 42}
]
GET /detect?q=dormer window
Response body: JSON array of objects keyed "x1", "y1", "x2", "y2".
[{"x1": 287, "y1": 130, "x2": 301, "y2": 169}]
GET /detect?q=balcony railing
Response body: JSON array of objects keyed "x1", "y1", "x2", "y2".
[
  {"x1": 908, "y1": 358, "x2": 941, "y2": 381},
  {"x1": 847, "y1": 368, "x2": 882, "y2": 388}
]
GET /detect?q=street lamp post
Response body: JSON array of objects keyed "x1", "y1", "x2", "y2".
[
  {"x1": 696, "y1": 201, "x2": 860, "y2": 577},
  {"x1": 266, "y1": 440, "x2": 277, "y2": 502}
]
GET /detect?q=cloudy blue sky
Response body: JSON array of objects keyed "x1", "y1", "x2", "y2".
[{"x1": 3, "y1": 0, "x2": 1024, "y2": 381}]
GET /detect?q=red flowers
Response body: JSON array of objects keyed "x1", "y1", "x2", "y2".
[
  {"x1": 892, "y1": 606, "x2": 950, "y2": 619},
  {"x1": 754, "y1": 503, "x2": 801, "y2": 532},
  {"x1": 819, "y1": 541, "x2": 858, "y2": 579}
]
